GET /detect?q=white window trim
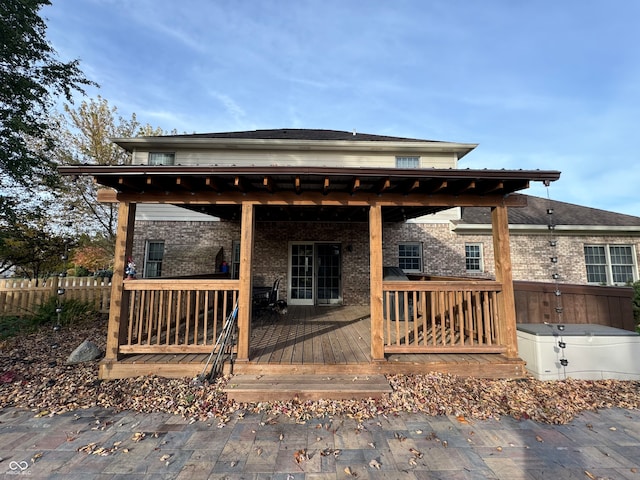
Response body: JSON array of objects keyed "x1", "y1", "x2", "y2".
[
  {"x1": 398, "y1": 242, "x2": 423, "y2": 273},
  {"x1": 465, "y1": 242, "x2": 484, "y2": 273},
  {"x1": 584, "y1": 243, "x2": 637, "y2": 285}
]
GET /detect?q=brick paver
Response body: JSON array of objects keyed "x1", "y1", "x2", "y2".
[{"x1": 0, "y1": 406, "x2": 638, "y2": 478}]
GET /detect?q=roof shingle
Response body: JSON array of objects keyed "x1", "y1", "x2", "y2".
[{"x1": 459, "y1": 195, "x2": 640, "y2": 226}]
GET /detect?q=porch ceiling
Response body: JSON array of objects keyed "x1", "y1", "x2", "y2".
[{"x1": 59, "y1": 165, "x2": 561, "y2": 222}]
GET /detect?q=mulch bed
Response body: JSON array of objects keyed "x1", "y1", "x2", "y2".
[{"x1": 1, "y1": 318, "x2": 638, "y2": 425}]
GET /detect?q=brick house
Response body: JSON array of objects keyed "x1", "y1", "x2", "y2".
[{"x1": 62, "y1": 129, "x2": 574, "y2": 380}]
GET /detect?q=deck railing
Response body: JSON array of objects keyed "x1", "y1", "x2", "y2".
[
  {"x1": 382, "y1": 280, "x2": 506, "y2": 353},
  {"x1": 120, "y1": 279, "x2": 239, "y2": 354}
]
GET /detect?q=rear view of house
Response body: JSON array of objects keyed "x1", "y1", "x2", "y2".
[{"x1": 61, "y1": 129, "x2": 562, "y2": 380}]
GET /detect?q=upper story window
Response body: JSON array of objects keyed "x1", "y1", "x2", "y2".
[
  {"x1": 584, "y1": 244, "x2": 636, "y2": 285},
  {"x1": 148, "y1": 152, "x2": 175, "y2": 166},
  {"x1": 396, "y1": 156, "x2": 420, "y2": 168}
]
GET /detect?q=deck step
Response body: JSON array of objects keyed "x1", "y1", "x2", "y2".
[{"x1": 224, "y1": 374, "x2": 392, "y2": 402}]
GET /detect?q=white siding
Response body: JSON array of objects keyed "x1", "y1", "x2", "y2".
[
  {"x1": 132, "y1": 150, "x2": 458, "y2": 169},
  {"x1": 135, "y1": 204, "x2": 219, "y2": 222},
  {"x1": 409, "y1": 207, "x2": 462, "y2": 224}
]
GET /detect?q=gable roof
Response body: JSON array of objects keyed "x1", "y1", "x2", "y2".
[
  {"x1": 112, "y1": 129, "x2": 478, "y2": 158},
  {"x1": 458, "y1": 195, "x2": 640, "y2": 227},
  {"x1": 156, "y1": 128, "x2": 436, "y2": 142}
]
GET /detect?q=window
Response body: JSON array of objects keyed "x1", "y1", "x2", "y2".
[
  {"x1": 396, "y1": 156, "x2": 420, "y2": 168},
  {"x1": 398, "y1": 242, "x2": 422, "y2": 272},
  {"x1": 465, "y1": 243, "x2": 484, "y2": 272},
  {"x1": 584, "y1": 244, "x2": 636, "y2": 285},
  {"x1": 148, "y1": 152, "x2": 175, "y2": 165},
  {"x1": 144, "y1": 240, "x2": 165, "y2": 277},
  {"x1": 231, "y1": 241, "x2": 241, "y2": 280}
]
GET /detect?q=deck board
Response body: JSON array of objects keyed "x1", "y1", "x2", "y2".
[{"x1": 100, "y1": 305, "x2": 526, "y2": 380}]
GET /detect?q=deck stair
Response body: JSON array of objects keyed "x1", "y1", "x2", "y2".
[{"x1": 224, "y1": 374, "x2": 392, "y2": 402}]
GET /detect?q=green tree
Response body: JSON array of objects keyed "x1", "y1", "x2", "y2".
[
  {"x1": 0, "y1": 216, "x2": 69, "y2": 280},
  {"x1": 54, "y1": 96, "x2": 171, "y2": 245},
  {"x1": 0, "y1": 0, "x2": 95, "y2": 223}
]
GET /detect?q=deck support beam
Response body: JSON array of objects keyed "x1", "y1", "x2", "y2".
[
  {"x1": 236, "y1": 202, "x2": 255, "y2": 362},
  {"x1": 491, "y1": 203, "x2": 518, "y2": 358},
  {"x1": 369, "y1": 203, "x2": 385, "y2": 361},
  {"x1": 103, "y1": 201, "x2": 136, "y2": 372}
]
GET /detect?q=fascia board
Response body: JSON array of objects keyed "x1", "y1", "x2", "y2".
[
  {"x1": 452, "y1": 224, "x2": 640, "y2": 236},
  {"x1": 111, "y1": 137, "x2": 478, "y2": 156}
]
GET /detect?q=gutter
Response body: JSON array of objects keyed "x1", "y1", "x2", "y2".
[{"x1": 452, "y1": 224, "x2": 640, "y2": 236}]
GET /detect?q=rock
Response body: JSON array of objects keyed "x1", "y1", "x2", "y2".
[{"x1": 65, "y1": 339, "x2": 103, "y2": 365}]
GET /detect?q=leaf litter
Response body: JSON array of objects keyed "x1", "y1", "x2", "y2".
[{"x1": 0, "y1": 320, "x2": 638, "y2": 425}]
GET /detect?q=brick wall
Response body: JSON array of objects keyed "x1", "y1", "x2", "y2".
[{"x1": 133, "y1": 219, "x2": 640, "y2": 305}]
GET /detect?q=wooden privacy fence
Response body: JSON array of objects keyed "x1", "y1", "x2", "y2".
[
  {"x1": 382, "y1": 280, "x2": 506, "y2": 353},
  {"x1": 513, "y1": 281, "x2": 635, "y2": 331},
  {"x1": 0, "y1": 277, "x2": 111, "y2": 316},
  {"x1": 120, "y1": 279, "x2": 239, "y2": 354}
]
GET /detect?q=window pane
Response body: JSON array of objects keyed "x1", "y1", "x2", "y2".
[
  {"x1": 610, "y1": 246, "x2": 632, "y2": 265},
  {"x1": 586, "y1": 265, "x2": 607, "y2": 283},
  {"x1": 612, "y1": 265, "x2": 634, "y2": 283},
  {"x1": 584, "y1": 246, "x2": 606, "y2": 265}
]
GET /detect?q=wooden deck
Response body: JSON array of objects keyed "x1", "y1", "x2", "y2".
[{"x1": 100, "y1": 305, "x2": 526, "y2": 380}]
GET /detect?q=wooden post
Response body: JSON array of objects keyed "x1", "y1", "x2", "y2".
[
  {"x1": 236, "y1": 202, "x2": 255, "y2": 362},
  {"x1": 491, "y1": 203, "x2": 519, "y2": 358},
  {"x1": 369, "y1": 203, "x2": 385, "y2": 361},
  {"x1": 103, "y1": 201, "x2": 136, "y2": 367}
]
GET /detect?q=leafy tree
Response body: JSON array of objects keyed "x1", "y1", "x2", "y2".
[
  {"x1": 0, "y1": 216, "x2": 70, "y2": 281},
  {"x1": 0, "y1": 0, "x2": 96, "y2": 223},
  {"x1": 54, "y1": 96, "x2": 172, "y2": 244},
  {"x1": 72, "y1": 239, "x2": 114, "y2": 272}
]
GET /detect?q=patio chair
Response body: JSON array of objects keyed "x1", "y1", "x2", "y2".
[{"x1": 253, "y1": 278, "x2": 283, "y2": 324}]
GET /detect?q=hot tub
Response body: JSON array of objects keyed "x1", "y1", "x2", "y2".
[{"x1": 516, "y1": 323, "x2": 640, "y2": 380}]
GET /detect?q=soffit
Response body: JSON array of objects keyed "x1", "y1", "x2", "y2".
[{"x1": 59, "y1": 165, "x2": 561, "y2": 223}]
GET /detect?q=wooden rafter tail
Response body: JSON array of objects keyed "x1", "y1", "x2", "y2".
[
  {"x1": 480, "y1": 181, "x2": 504, "y2": 195},
  {"x1": 429, "y1": 180, "x2": 448, "y2": 194},
  {"x1": 350, "y1": 177, "x2": 360, "y2": 194},
  {"x1": 234, "y1": 176, "x2": 247, "y2": 192},
  {"x1": 376, "y1": 177, "x2": 391, "y2": 195},
  {"x1": 204, "y1": 176, "x2": 219, "y2": 192},
  {"x1": 175, "y1": 176, "x2": 194, "y2": 191},
  {"x1": 117, "y1": 177, "x2": 139, "y2": 192},
  {"x1": 294, "y1": 176, "x2": 301, "y2": 195},
  {"x1": 263, "y1": 176, "x2": 275, "y2": 193},
  {"x1": 454, "y1": 180, "x2": 475, "y2": 195},
  {"x1": 400, "y1": 179, "x2": 420, "y2": 195},
  {"x1": 323, "y1": 176, "x2": 330, "y2": 195}
]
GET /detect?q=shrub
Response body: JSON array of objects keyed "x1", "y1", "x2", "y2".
[
  {"x1": 632, "y1": 280, "x2": 640, "y2": 333},
  {"x1": 0, "y1": 297, "x2": 97, "y2": 340}
]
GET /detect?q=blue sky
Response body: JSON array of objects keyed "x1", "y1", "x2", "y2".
[{"x1": 44, "y1": 0, "x2": 640, "y2": 215}]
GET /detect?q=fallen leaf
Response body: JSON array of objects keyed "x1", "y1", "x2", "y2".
[
  {"x1": 409, "y1": 448, "x2": 423, "y2": 459},
  {"x1": 535, "y1": 435, "x2": 543, "y2": 443},
  {"x1": 369, "y1": 458, "x2": 381, "y2": 469},
  {"x1": 294, "y1": 449, "x2": 308, "y2": 464}
]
